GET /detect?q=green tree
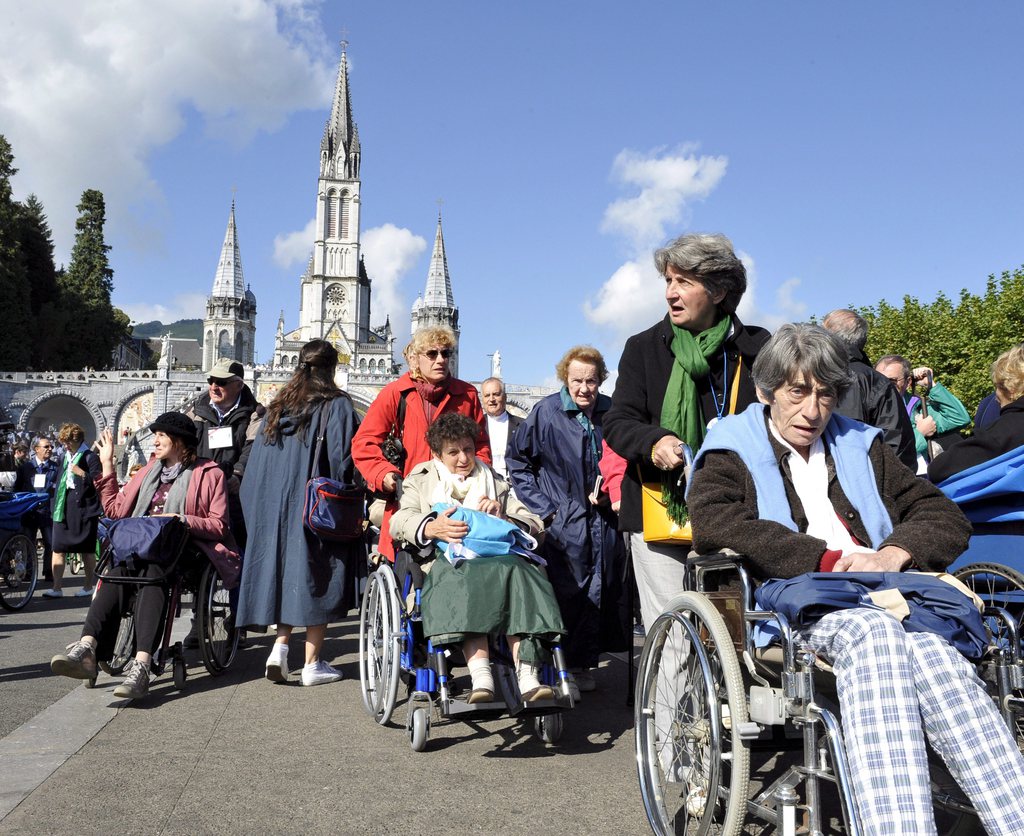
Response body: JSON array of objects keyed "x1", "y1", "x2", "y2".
[
  {"x1": 859, "y1": 266, "x2": 1024, "y2": 418},
  {"x1": 17, "y1": 193, "x2": 65, "y2": 368},
  {"x1": 57, "y1": 189, "x2": 127, "y2": 369},
  {"x1": 0, "y1": 135, "x2": 32, "y2": 368}
]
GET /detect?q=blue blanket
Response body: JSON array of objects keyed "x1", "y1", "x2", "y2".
[
  {"x1": 430, "y1": 503, "x2": 542, "y2": 565},
  {"x1": 755, "y1": 571, "x2": 988, "y2": 660},
  {"x1": 937, "y1": 445, "x2": 1024, "y2": 524},
  {"x1": 0, "y1": 492, "x2": 48, "y2": 532}
]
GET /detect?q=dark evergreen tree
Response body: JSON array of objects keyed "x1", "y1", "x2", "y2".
[
  {"x1": 17, "y1": 194, "x2": 64, "y2": 368},
  {"x1": 0, "y1": 135, "x2": 32, "y2": 369},
  {"x1": 57, "y1": 189, "x2": 127, "y2": 369}
]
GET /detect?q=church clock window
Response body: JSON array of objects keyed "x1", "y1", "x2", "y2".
[{"x1": 326, "y1": 283, "x2": 347, "y2": 319}]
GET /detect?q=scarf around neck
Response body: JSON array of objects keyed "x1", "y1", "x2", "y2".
[
  {"x1": 132, "y1": 461, "x2": 194, "y2": 518},
  {"x1": 659, "y1": 315, "x2": 731, "y2": 523},
  {"x1": 429, "y1": 458, "x2": 497, "y2": 512},
  {"x1": 52, "y1": 445, "x2": 86, "y2": 523}
]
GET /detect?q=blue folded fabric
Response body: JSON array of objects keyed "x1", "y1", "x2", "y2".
[
  {"x1": 937, "y1": 445, "x2": 1024, "y2": 524},
  {"x1": 0, "y1": 492, "x2": 49, "y2": 531},
  {"x1": 755, "y1": 572, "x2": 988, "y2": 660},
  {"x1": 429, "y1": 503, "x2": 541, "y2": 565}
]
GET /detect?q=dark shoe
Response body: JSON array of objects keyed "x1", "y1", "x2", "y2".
[
  {"x1": 521, "y1": 685, "x2": 555, "y2": 703},
  {"x1": 113, "y1": 659, "x2": 150, "y2": 699},
  {"x1": 466, "y1": 688, "x2": 494, "y2": 704},
  {"x1": 51, "y1": 640, "x2": 97, "y2": 680}
]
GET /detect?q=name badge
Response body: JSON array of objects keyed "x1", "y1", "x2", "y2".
[
  {"x1": 33, "y1": 473, "x2": 47, "y2": 489},
  {"x1": 208, "y1": 426, "x2": 233, "y2": 449}
]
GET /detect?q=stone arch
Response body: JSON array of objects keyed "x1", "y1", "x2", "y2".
[
  {"x1": 112, "y1": 385, "x2": 157, "y2": 438},
  {"x1": 19, "y1": 389, "x2": 106, "y2": 440}
]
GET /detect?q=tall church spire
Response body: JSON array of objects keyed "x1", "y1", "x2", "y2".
[
  {"x1": 423, "y1": 212, "x2": 455, "y2": 308},
  {"x1": 211, "y1": 201, "x2": 244, "y2": 299},
  {"x1": 320, "y1": 43, "x2": 360, "y2": 180}
]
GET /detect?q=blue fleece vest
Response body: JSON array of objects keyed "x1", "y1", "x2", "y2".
[{"x1": 688, "y1": 404, "x2": 893, "y2": 549}]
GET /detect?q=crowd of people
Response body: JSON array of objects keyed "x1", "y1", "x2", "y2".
[{"x1": 22, "y1": 230, "x2": 1024, "y2": 833}]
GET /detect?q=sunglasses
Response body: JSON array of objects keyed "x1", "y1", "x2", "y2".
[
  {"x1": 207, "y1": 377, "x2": 238, "y2": 386},
  {"x1": 422, "y1": 349, "x2": 452, "y2": 360}
]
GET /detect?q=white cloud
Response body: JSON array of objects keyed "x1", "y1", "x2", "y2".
[
  {"x1": 362, "y1": 224, "x2": 429, "y2": 340},
  {"x1": 735, "y1": 252, "x2": 807, "y2": 331},
  {"x1": 583, "y1": 259, "x2": 664, "y2": 336},
  {"x1": 0, "y1": 0, "x2": 335, "y2": 262},
  {"x1": 601, "y1": 145, "x2": 728, "y2": 250},
  {"x1": 273, "y1": 217, "x2": 317, "y2": 269},
  {"x1": 120, "y1": 293, "x2": 208, "y2": 326}
]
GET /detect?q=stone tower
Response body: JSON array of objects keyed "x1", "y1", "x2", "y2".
[
  {"x1": 203, "y1": 200, "x2": 256, "y2": 370},
  {"x1": 273, "y1": 44, "x2": 394, "y2": 379},
  {"x1": 411, "y1": 213, "x2": 460, "y2": 376}
]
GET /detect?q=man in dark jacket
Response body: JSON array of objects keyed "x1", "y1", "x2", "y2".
[
  {"x1": 822, "y1": 309, "x2": 917, "y2": 471},
  {"x1": 185, "y1": 358, "x2": 260, "y2": 547},
  {"x1": 14, "y1": 436, "x2": 59, "y2": 580}
]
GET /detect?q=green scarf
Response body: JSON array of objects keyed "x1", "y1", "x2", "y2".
[
  {"x1": 52, "y1": 449, "x2": 84, "y2": 524},
  {"x1": 659, "y1": 315, "x2": 731, "y2": 523}
]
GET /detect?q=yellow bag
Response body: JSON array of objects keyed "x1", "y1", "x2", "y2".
[{"x1": 640, "y1": 481, "x2": 692, "y2": 544}]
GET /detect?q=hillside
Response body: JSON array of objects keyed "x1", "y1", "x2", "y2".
[{"x1": 132, "y1": 319, "x2": 203, "y2": 343}]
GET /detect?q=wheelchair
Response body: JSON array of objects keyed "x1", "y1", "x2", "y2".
[
  {"x1": 357, "y1": 547, "x2": 574, "y2": 752},
  {"x1": 0, "y1": 492, "x2": 49, "y2": 611},
  {"x1": 634, "y1": 550, "x2": 1024, "y2": 835},
  {"x1": 88, "y1": 530, "x2": 239, "y2": 690}
]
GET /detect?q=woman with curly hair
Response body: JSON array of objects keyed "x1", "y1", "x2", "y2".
[{"x1": 236, "y1": 339, "x2": 361, "y2": 687}]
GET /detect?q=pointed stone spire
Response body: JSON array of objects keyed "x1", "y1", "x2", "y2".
[
  {"x1": 320, "y1": 43, "x2": 359, "y2": 179},
  {"x1": 211, "y1": 201, "x2": 245, "y2": 299},
  {"x1": 422, "y1": 213, "x2": 454, "y2": 308}
]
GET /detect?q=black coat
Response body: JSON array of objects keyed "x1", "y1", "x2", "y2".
[
  {"x1": 603, "y1": 314, "x2": 770, "y2": 532},
  {"x1": 186, "y1": 385, "x2": 260, "y2": 481},
  {"x1": 834, "y1": 349, "x2": 917, "y2": 471},
  {"x1": 928, "y1": 398, "x2": 1024, "y2": 484}
]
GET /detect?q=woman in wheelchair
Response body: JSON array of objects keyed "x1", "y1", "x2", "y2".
[
  {"x1": 50, "y1": 412, "x2": 240, "y2": 700},
  {"x1": 685, "y1": 324, "x2": 1024, "y2": 835},
  {"x1": 389, "y1": 413, "x2": 563, "y2": 704}
]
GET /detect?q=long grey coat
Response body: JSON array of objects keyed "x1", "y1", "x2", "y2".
[{"x1": 237, "y1": 395, "x2": 360, "y2": 628}]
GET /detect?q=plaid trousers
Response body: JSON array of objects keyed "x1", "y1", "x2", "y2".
[{"x1": 800, "y1": 608, "x2": 1024, "y2": 835}]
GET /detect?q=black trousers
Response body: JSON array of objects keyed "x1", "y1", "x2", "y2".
[{"x1": 83, "y1": 565, "x2": 169, "y2": 659}]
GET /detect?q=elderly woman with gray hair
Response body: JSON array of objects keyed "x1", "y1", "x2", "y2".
[
  {"x1": 603, "y1": 232, "x2": 769, "y2": 632},
  {"x1": 686, "y1": 323, "x2": 1024, "y2": 835}
]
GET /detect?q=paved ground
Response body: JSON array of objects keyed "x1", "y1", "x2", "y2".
[{"x1": 0, "y1": 592, "x2": 649, "y2": 836}]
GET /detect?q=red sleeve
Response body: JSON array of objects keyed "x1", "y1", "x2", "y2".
[
  {"x1": 599, "y1": 441, "x2": 627, "y2": 504},
  {"x1": 818, "y1": 550, "x2": 843, "y2": 572},
  {"x1": 466, "y1": 390, "x2": 492, "y2": 465},
  {"x1": 185, "y1": 465, "x2": 233, "y2": 543},
  {"x1": 352, "y1": 382, "x2": 403, "y2": 491}
]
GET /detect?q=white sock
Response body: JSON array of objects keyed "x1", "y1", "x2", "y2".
[
  {"x1": 467, "y1": 658, "x2": 494, "y2": 692},
  {"x1": 517, "y1": 662, "x2": 542, "y2": 693}
]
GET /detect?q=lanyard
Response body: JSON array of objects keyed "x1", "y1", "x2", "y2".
[{"x1": 709, "y1": 351, "x2": 728, "y2": 422}]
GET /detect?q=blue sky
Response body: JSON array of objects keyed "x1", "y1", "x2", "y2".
[{"x1": 3, "y1": 1, "x2": 1023, "y2": 388}]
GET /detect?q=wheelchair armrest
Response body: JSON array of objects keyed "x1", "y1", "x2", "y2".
[{"x1": 686, "y1": 548, "x2": 744, "y2": 568}]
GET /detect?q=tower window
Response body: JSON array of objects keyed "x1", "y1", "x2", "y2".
[
  {"x1": 325, "y1": 190, "x2": 337, "y2": 238},
  {"x1": 339, "y1": 191, "x2": 350, "y2": 238}
]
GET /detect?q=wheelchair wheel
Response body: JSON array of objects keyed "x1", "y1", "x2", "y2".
[
  {"x1": 0, "y1": 533, "x2": 38, "y2": 611},
  {"x1": 196, "y1": 563, "x2": 238, "y2": 676},
  {"x1": 953, "y1": 562, "x2": 1024, "y2": 641},
  {"x1": 534, "y1": 713, "x2": 563, "y2": 744},
  {"x1": 107, "y1": 613, "x2": 137, "y2": 676},
  {"x1": 358, "y1": 564, "x2": 401, "y2": 724},
  {"x1": 409, "y1": 705, "x2": 429, "y2": 752},
  {"x1": 636, "y1": 592, "x2": 750, "y2": 836}
]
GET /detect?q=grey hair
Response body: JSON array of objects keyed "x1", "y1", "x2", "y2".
[
  {"x1": 752, "y1": 324, "x2": 854, "y2": 400},
  {"x1": 481, "y1": 376, "x2": 505, "y2": 392},
  {"x1": 31, "y1": 436, "x2": 50, "y2": 450},
  {"x1": 821, "y1": 308, "x2": 867, "y2": 351},
  {"x1": 875, "y1": 354, "x2": 912, "y2": 381},
  {"x1": 653, "y1": 232, "x2": 747, "y2": 315}
]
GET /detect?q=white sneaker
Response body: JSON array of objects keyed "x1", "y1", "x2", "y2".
[
  {"x1": 265, "y1": 644, "x2": 289, "y2": 683},
  {"x1": 301, "y1": 660, "x2": 343, "y2": 687},
  {"x1": 42, "y1": 588, "x2": 64, "y2": 598},
  {"x1": 75, "y1": 587, "x2": 94, "y2": 598}
]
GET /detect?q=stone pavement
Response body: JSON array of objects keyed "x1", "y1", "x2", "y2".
[{"x1": 0, "y1": 608, "x2": 648, "y2": 836}]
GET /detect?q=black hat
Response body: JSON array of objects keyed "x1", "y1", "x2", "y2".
[{"x1": 149, "y1": 412, "x2": 199, "y2": 447}]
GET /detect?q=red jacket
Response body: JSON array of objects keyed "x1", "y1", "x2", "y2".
[
  {"x1": 352, "y1": 373, "x2": 491, "y2": 558},
  {"x1": 96, "y1": 458, "x2": 242, "y2": 588}
]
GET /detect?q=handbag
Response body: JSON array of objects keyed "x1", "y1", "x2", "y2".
[
  {"x1": 106, "y1": 515, "x2": 190, "y2": 570},
  {"x1": 640, "y1": 475, "x2": 693, "y2": 544},
  {"x1": 302, "y1": 404, "x2": 365, "y2": 543}
]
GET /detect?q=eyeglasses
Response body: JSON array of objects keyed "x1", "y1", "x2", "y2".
[
  {"x1": 422, "y1": 349, "x2": 452, "y2": 360},
  {"x1": 38, "y1": 445, "x2": 52, "y2": 449},
  {"x1": 207, "y1": 377, "x2": 237, "y2": 387}
]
